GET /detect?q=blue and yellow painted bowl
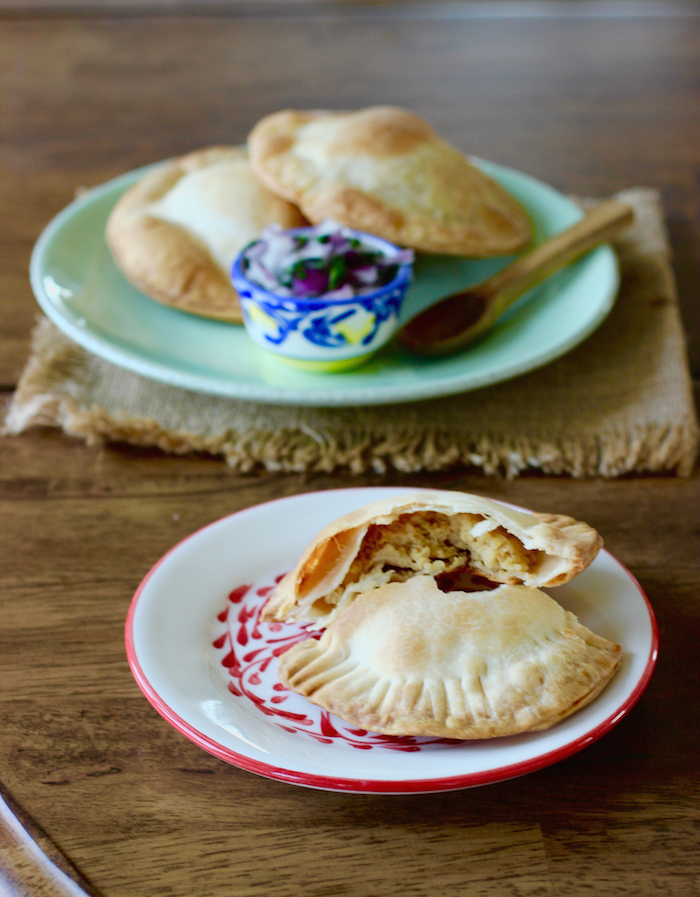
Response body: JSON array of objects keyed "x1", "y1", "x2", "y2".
[{"x1": 231, "y1": 228, "x2": 414, "y2": 372}]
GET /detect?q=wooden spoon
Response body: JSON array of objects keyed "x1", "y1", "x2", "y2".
[{"x1": 399, "y1": 199, "x2": 635, "y2": 356}]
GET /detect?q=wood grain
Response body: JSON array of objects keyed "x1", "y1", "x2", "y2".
[
  {"x1": 1, "y1": 430, "x2": 700, "y2": 894},
  {"x1": 1, "y1": 11, "x2": 700, "y2": 385},
  {"x1": 1, "y1": 4, "x2": 699, "y2": 896},
  {"x1": 0, "y1": 788, "x2": 102, "y2": 897}
]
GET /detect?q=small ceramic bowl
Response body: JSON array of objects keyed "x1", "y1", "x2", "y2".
[{"x1": 231, "y1": 227, "x2": 414, "y2": 372}]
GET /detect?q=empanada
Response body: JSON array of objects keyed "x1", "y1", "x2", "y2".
[
  {"x1": 248, "y1": 106, "x2": 532, "y2": 257},
  {"x1": 262, "y1": 491, "x2": 603, "y2": 627},
  {"x1": 106, "y1": 146, "x2": 307, "y2": 322},
  {"x1": 278, "y1": 577, "x2": 622, "y2": 739}
]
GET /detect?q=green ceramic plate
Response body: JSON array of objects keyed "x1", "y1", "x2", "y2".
[{"x1": 30, "y1": 160, "x2": 618, "y2": 407}]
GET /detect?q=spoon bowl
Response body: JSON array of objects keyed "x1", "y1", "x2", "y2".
[{"x1": 399, "y1": 199, "x2": 635, "y2": 356}]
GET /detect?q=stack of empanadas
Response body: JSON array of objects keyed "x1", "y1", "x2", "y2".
[
  {"x1": 106, "y1": 107, "x2": 533, "y2": 322},
  {"x1": 262, "y1": 491, "x2": 622, "y2": 740}
]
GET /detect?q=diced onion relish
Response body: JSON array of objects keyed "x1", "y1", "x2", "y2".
[{"x1": 240, "y1": 220, "x2": 414, "y2": 299}]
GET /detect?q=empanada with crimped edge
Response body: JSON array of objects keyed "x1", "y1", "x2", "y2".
[
  {"x1": 261, "y1": 491, "x2": 603, "y2": 628},
  {"x1": 106, "y1": 146, "x2": 307, "y2": 323},
  {"x1": 278, "y1": 577, "x2": 622, "y2": 739},
  {"x1": 248, "y1": 106, "x2": 532, "y2": 257}
]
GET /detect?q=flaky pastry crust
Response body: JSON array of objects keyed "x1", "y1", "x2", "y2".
[
  {"x1": 278, "y1": 577, "x2": 622, "y2": 740},
  {"x1": 248, "y1": 107, "x2": 532, "y2": 257},
  {"x1": 106, "y1": 146, "x2": 306, "y2": 323}
]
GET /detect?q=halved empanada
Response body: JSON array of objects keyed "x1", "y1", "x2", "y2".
[
  {"x1": 262, "y1": 491, "x2": 602, "y2": 627},
  {"x1": 278, "y1": 577, "x2": 622, "y2": 739},
  {"x1": 106, "y1": 146, "x2": 307, "y2": 323},
  {"x1": 248, "y1": 106, "x2": 532, "y2": 257}
]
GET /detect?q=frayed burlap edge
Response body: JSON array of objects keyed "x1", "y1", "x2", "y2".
[
  {"x1": 5, "y1": 186, "x2": 699, "y2": 478},
  {"x1": 5, "y1": 317, "x2": 698, "y2": 478}
]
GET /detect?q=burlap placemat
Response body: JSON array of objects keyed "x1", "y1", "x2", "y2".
[{"x1": 5, "y1": 188, "x2": 698, "y2": 477}]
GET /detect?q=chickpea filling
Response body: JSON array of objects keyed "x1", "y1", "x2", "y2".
[{"x1": 311, "y1": 511, "x2": 544, "y2": 619}]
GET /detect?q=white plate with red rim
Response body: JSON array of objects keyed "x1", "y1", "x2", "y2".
[{"x1": 125, "y1": 487, "x2": 658, "y2": 794}]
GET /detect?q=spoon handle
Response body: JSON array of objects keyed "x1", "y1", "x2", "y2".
[
  {"x1": 477, "y1": 198, "x2": 635, "y2": 315},
  {"x1": 399, "y1": 197, "x2": 635, "y2": 357}
]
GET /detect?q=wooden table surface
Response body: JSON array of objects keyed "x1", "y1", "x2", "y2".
[{"x1": 2, "y1": 3, "x2": 700, "y2": 895}]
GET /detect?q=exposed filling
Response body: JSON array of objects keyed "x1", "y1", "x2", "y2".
[
  {"x1": 311, "y1": 511, "x2": 543, "y2": 620},
  {"x1": 434, "y1": 568, "x2": 499, "y2": 594}
]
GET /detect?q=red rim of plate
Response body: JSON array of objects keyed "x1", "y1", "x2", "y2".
[{"x1": 125, "y1": 489, "x2": 659, "y2": 794}]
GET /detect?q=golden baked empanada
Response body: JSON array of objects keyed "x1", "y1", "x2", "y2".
[
  {"x1": 248, "y1": 106, "x2": 532, "y2": 257},
  {"x1": 106, "y1": 146, "x2": 307, "y2": 322},
  {"x1": 262, "y1": 491, "x2": 603, "y2": 627},
  {"x1": 278, "y1": 577, "x2": 622, "y2": 739}
]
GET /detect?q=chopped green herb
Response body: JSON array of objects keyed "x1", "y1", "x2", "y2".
[
  {"x1": 328, "y1": 256, "x2": 347, "y2": 291},
  {"x1": 240, "y1": 222, "x2": 414, "y2": 298}
]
